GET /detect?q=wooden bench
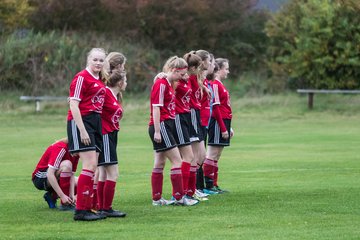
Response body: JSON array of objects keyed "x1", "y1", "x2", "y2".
[
  {"x1": 20, "y1": 96, "x2": 68, "y2": 112},
  {"x1": 297, "y1": 89, "x2": 360, "y2": 109}
]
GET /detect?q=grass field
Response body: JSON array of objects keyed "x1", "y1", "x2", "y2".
[{"x1": 0, "y1": 92, "x2": 359, "y2": 239}]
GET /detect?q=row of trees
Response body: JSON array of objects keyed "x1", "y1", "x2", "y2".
[
  {"x1": 265, "y1": 0, "x2": 360, "y2": 91},
  {"x1": 1, "y1": 0, "x2": 360, "y2": 95}
]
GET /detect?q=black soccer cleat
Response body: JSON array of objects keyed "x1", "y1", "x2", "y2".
[
  {"x1": 73, "y1": 210, "x2": 104, "y2": 221},
  {"x1": 101, "y1": 208, "x2": 126, "y2": 218}
]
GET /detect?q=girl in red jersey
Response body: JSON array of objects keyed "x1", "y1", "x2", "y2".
[
  {"x1": 183, "y1": 50, "x2": 211, "y2": 200},
  {"x1": 204, "y1": 58, "x2": 234, "y2": 193},
  {"x1": 149, "y1": 56, "x2": 198, "y2": 206},
  {"x1": 172, "y1": 57, "x2": 200, "y2": 204},
  {"x1": 67, "y1": 48, "x2": 107, "y2": 221},
  {"x1": 32, "y1": 138, "x2": 79, "y2": 210},
  {"x1": 196, "y1": 53, "x2": 217, "y2": 197},
  {"x1": 96, "y1": 52, "x2": 127, "y2": 218},
  {"x1": 91, "y1": 52, "x2": 127, "y2": 211}
]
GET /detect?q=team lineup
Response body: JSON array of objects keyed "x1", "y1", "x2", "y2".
[{"x1": 31, "y1": 48, "x2": 233, "y2": 221}]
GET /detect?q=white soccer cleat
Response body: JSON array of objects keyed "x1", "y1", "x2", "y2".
[
  {"x1": 195, "y1": 189, "x2": 209, "y2": 197},
  {"x1": 174, "y1": 196, "x2": 199, "y2": 206},
  {"x1": 194, "y1": 194, "x2": 209, "y2": 201},
  {"x1": 152, "y1": 198, "x2": 175, "y2": 206}
]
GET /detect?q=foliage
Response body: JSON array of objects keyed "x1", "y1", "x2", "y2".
[
  {"x1": 227, "y1": 70, "x2": 269, "y2": 98},
  {"x1": 27, "y1": 0, "x2": 110, "y2": 31},
  {"x1": 0, "y1": 0, "x2": 33, "y2": 33},
  {"x1": 0, "y1": 30, "x2": 162, "y2": 95},
  {"x1": 136, "y1": 0, "x2": 270, "y2": 73},
  {"x1": 266, "y1": 0, "x2": 360, "y2": 91},
  {"x1": 0, "y1": 0, "x2": 271, "y2": 94},
  {"x1": 0, "y1": 31, "x2": 87, "y2": 95},
  {"x1": 26, "y1": 0, "x2": 269, "y2": 75}
]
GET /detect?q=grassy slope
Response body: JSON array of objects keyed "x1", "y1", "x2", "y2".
[{"x1": 0, "y1": 93, "x2": 359, "y2": 239}]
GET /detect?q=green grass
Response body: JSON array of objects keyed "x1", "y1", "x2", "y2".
[{"x1": 0, "y1": 92, "x2": 360, "y2": 239}]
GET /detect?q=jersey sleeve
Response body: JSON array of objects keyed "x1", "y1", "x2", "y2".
[
  {"x1": 69, "y1": 75, "x2": 84, "y2": 101},
  {"x1": 212, "y1": 104, "x2": 227, "y2": 133},
  {"x1": 151, "y1": 80, "x2": 165, "y2": 107},
  {"x1": 47, "y1": 146, "x2": 67, "y2": 170}
]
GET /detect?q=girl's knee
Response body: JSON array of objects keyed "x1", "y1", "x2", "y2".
[{"x1": 59, "y1": 160, "x2": 72, "y2": 172}]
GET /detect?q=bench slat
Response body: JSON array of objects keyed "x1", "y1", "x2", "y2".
[
  {"x1": 297, "y1": 89, "x2": 360, "y2": 94},
  {"x1": 20, "y1": 96, "x2": 68, "y2": 112},
  {"x1": 297, "y1": 89, "x2": 360, "y2": 109},
  {"x1": 20, "y1": 96, "x2": 68, "y2": 101}
]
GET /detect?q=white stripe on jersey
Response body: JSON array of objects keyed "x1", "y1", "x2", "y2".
[
  {"x1": 213, "y1": 84, "x2": 220, "y2": 105},
  {"x1": 160, "y1": 121, "x2": 171, "y2": 147},
  {"x1": 54, "y1": 148, "x2": 66, "y2": 168},
  {"x1": 74, "y1": 76, "x2": 84, "y2": 99},
  {"x1": 175, "y1": 115, "x2": 185, "y2": 144},
  {"x1": 103, "y1": 134, "x2": 110, "y2": 163},
  {"x1": 159, "y1": 83, "x2": 165, "y2": 106},
  {"x1": 71, "y1": 120, "x2": 79, "y2": 150}
]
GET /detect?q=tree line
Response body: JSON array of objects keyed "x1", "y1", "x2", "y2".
[{"x1": 0, "y1": 0, "x2": 359, "y2": 95}]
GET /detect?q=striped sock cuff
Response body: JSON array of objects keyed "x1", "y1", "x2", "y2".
[
  {"x1": 170, "y1": 168, "x2": 182, "y2": 175},
  {"x1": 152, "y1": 168, "x2": 164, "y2": 174},
  {"x1": 60, "y1": 171, "x2": 73, "y2": 178},
  {"x1": 81, "y1": 169, "x2": 94, "y2": 178},
  {"x1": 204, "y1": 158, "x2": 216, "y2": 167}
]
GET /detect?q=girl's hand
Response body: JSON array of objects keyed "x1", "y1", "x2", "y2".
[
  {"x1": 154, "y1": 132, "x2": 162, "y2": 143},
  {"x1": 60, "y1": 195, "x2": 74, "y2": 205},
  {"x1": 80, "y1": 130, "x2": 91, "y2": 145},
  {"x1": 154, "y1": 72, "x2": 167, "y2": 82},
  {"x1": 221, "y1": 131, "x2": 229, "y2": 140}
]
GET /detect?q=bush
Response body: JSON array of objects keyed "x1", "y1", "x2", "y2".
[
  {"x1": 266, "y1": 0, "x2": 360, "y2": 90},
  {"x1": 1, "y1": 31, "x2": 87, "y2": 95},
  {"x1": 26, "y1": 0, "x2": 270, "y2": 78},
  {"x1": 0, "y1": 31, "x2": 162, "y2": 95},
  {"x1": 225, "y1": 70, "x2": 269, "y2": 98}
]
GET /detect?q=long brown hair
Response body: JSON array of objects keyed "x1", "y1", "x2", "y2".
[
  {"x1": 107, "y1": 70, "x2": 127, "y2": 103},
  {"x1": 184, "y1": 50, "x2": 211, "y2": 97},
  {"x1": 107, "y1": 52, "x2": 127, "y2": 72},
  {"x1": 162, "y1": 56, "x2": 188, "y2": 73}
]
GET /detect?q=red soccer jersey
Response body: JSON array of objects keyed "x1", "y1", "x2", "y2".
[
  {"x1": 32, "y1": 141, "x2": 79, "y2": 179},
  {"x1": 67, "y1": 68, "x2": 106, "y2": 120},
  {"x1": 175, "y1": 79, "x2": 192, "y2": 114},
  {"x1": 149, "y1": 77, "x2": 176, "y2": 126},
  {"x1": 211, "y1": 79, "x2": 232, "y2": 119},
  {"x1": 200, "y1": 78, "x2": 211, "y2": 127},
  {"x1": 101, "y1": 87, "x2": 123, "y2": 134},
  {"x1": 188, "y1": 74, "x2": 202, "y2": 110}
]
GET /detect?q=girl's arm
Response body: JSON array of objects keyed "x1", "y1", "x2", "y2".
[
  {"x1": 47, "y1": 168, "x2": 73, "y2": 205},
  {"x1": 212, "y1": 104, "x2": 229, "y2": 139},
  {"x1": 69, "y1": 99, "x2": 90, "y2": 145},
  {"x1": 153, "y1": 106, "x2": 162, "y2": 143}
]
